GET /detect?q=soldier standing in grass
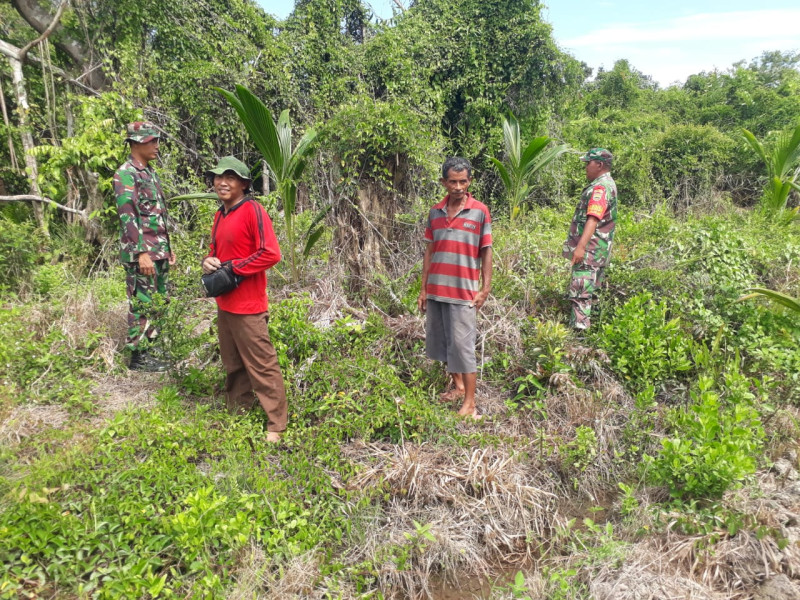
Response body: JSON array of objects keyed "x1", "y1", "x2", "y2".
[
  {"x1": 201, "y1": 156, "x2": 287, "y2": 443},
  {"x1": 114, "y1": 121, "x2": 175, "y2": 371},
  {"x1": 418, "y1": 157, "x2": 493, "y2": 419},
  {"x1": 563, "y1": 148, "x2": 617, "y2": 330}
]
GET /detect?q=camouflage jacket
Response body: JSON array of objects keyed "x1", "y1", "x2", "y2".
[
  {"x1": 562, "y1": 172, "x2": 617, "y2": 267},
  {"x1": 114, "y1": 156, "x2": 171, "y2": 263}
]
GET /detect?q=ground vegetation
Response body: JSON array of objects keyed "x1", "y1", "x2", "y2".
[{"x1": 1, "y1": 1, "x2": 800, "y2": 599}]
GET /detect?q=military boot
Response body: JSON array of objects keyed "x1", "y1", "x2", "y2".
[{"x1": 129, "y1": 350, "x2": 169, "y2": 372}]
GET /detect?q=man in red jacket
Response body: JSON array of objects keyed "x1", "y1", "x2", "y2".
[{"x1": 201, "y1": 156, "x2": 287, "y2": 443}]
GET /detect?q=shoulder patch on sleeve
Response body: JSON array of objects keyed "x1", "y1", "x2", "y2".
[{"x1": 587, "y1": 185, "x2": 608, "y2": 219}]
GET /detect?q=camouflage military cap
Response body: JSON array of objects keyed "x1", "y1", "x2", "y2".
[
  {"x1": 205, "y1": 156, "x2": 252, "y2": 182},
  {"x1": 580, "y1": 148, "x2": 614, "y2": 163},
  {"x1": 125, "y1": 121, "x2": 160, "y2": 144}
]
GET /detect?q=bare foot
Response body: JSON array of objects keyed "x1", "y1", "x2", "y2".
[
  {"x1": 457, "y1": 403, "x2": 482, "y2": 420},
  {"x1": 439, "y1": 388, "x2": 465, "y2": 403},
  {"x1": 266, "y1": 431, "x2": 283, "y2": 443}
]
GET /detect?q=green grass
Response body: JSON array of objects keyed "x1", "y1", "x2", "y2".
[{"x1": 1, "y1": 201, "x2": 799, "y2": 598}]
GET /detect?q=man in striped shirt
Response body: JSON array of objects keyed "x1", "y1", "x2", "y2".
[{"x1": 418, "y1": 157, "x2": 493, "y2": 419}]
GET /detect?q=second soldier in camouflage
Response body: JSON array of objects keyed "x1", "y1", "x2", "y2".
[
  {"x1": 562, "y1": 148, "x2": 617, "y2": 330},
  {"x1": 114, "y1": 121, "x2": 175, "y2": 371}
]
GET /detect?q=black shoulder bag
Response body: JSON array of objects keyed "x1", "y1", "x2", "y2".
[{"x1": 201, "y1": 215, "x2": 244, "y2": 298}]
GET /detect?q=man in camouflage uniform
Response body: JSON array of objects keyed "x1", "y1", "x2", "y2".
[
  {"x1": 114, "y1": 121, "x2": 175, "y2": 371},
  {"x1": 562, "y1": 148, "x2": 617, "y2": 330}
]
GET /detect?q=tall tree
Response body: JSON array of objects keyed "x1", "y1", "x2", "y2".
[{"x1": 0, "y1": 0, "x2": 71, "y2": 234}]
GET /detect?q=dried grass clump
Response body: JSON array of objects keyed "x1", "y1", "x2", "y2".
[
  {"x1": 228, "y1": 545, "x2": 359, "y2": 600},
  {"x1": 0, "y1": 404, "x2": 70, "y2": 448},
  {"x1": 363, "y1": 504, "x2": 490, "y2": 599},
  {"x1": 19, "y1": 284, "x2": 124, "y2": 372},
  {"x1": 90, "y1": 375, "x2": 160, "y2": 420},
  {"x1": 304, "y1": 275, "x2": 355, "y2": 329},
  {"x1": 640, "y1": 529, "x2": 799, "y2": 599},
  {"x1": 56, "y1": 287, "x2": 125, "y2": 368},
  {"x1": 626, "y1": 471, "x2": 800, "y2": 598},
  {"x1": 588, "y1": 559, "x2": 723, "y2": 600},
  {"x1": 385, "y1": 314, "x2": 425, "y2": 342},
  {"x1": 477, "y1": 302, "x2": 524, "y2": 361},
  {"x1": 540, "y1": 380, "x2": 641, "y2": 499},
  {"x1": 341, "y1": 442, "x2": 566, "y2": 599}
]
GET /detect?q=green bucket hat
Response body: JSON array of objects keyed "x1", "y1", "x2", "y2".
[
  {"x1": 580, "y1": 148, "x2": 614, "y2": 163},
  {"x1": 204, "y1": 156, "x2": 252, "y2": 183},
  {"x1": 125, "y1": 121, "x2": 160, "y2": 144}
]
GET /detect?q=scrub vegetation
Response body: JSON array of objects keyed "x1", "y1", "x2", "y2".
[{"x1": 1, "y1": 1, "x2": 800, "y2": 598}]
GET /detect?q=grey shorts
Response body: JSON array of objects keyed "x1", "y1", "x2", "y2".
[{"x1": 425, "y1": 299, "x2": 477, "y2": 373}]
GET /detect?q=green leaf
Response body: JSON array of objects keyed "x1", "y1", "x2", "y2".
[
  {"x1": 303, "y1": 227, "x2": 325, "y2": 258},
  {"x1": 738, "y1": 287, "x2": 800, "y2": 313}
]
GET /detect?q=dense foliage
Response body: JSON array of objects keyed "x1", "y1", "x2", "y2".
[{"x1": 2, "y1": 0, "x2": 800, "y2": 598}]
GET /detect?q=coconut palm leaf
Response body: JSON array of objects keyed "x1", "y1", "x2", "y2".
[
  {"x1": 489, "y1": 112, "x2": 570, "y2": 219},
  {"x1": 488, "y1": 157, "x2": 512, "y2": 190},
  {"x1": 743, "y1": 123, "x2": 800, "y2": 216},
  {"x1": 215, "y1": 84, "x2": 319, "y2": 282},
  {"x1": 772, "y1": 122, "x2": 800, "y2": 180},
  {"x1": 738, "y1": 287, "x2": 800, "y2": 313},
  {"x1": 742, "y1": 128, "x2": 768, "y2": 168}
]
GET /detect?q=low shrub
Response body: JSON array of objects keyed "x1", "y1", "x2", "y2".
[
  {"x1": 644, "y1": 373, "x2": 764, "y2": 500},
  {"x1": 600, "y1": 292, "x2": 693, "y2": 388},
  {"x1": 0, "y1": 216, "x2": 45, "y2": 292}
]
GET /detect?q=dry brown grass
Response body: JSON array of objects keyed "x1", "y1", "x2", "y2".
[
  {"x1": 227, "y1": 546, "x2": 342, "y2": 600},
  {"x1": 337, "y1": 441, "x2": 567, "y2": 599}
]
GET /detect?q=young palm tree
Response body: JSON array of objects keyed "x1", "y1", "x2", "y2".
[
  {"x1": 215, "y1": 85, "x2": 318, "y2": 282},
  {"x1": 488, "y1": 113, "x2": 569, "y2": 220},
  {"x1": 742, "y1": 122, "x2": 800, "y2": 220}
]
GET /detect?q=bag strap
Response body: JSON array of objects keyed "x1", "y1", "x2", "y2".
[{"x1": 209, "y1": 210, "x2": 223, "y2": 258}]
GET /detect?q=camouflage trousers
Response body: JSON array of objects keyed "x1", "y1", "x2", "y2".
[
  {"x1": 124, "y1": 259, "x2": 169, "y2": 350},
  {"x1": 568, "y1": 264, "x2": 606, "y2": 330}
]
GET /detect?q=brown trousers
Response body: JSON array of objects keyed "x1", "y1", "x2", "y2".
[{"x1": 217, "y1": 309, "x2": 287, "y2": 433}]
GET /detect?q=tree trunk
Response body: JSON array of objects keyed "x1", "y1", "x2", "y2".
[
  {"x1": 78, "y1": 168, "x2": 103, "y2": 243},
  {"x1": 0, "y1": 77, "x2": 19, "y2": 171},
  {"x1": 10, "y1": 0, "x2": 105, "y2": 90},
  {"x1": 334, "y1": 157, "x2": 410, "y2": 292},
  {"x1": 10, "y1": 54, "x2": 47, "y2": 235}
]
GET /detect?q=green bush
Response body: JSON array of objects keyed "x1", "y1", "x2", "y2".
[
  {"x1": 645, "y1": 373, "x2": 764, "y2": 500},
  {"x1": 650, "y1": 124, "x2": 734, "y2": 200},
  {"x1": 0, "y1": 305, "x2": 105, "y2": 409},
  {"x1": 32, "y1": 263, "x2": 73, "y2": 297},
  {"x1": 0, "y1": 216, "x2": 45, "y2": 292},
  {"x1": 600, "y1": 292, "x2": 693, "y2": 387}
]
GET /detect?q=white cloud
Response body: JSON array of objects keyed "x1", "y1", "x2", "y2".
[
  {"x1": 564, "y1": 9, "x2": 800, "y2": 47},
  {"x1": 562, "y1": 9, "x2": 800, "y2": 86}
]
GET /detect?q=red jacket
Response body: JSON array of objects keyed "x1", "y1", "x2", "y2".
[{"x1": 208, "y1": 197, "x2": 281, "y2": 314}]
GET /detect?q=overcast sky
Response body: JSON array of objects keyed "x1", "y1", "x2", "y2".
[{"x1": 256, "y1": 0, "x2": 800, "y2": 87}]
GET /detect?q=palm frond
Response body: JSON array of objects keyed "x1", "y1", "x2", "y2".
[
  {"x1": 742, "y1": 128, "x2": 768, "y2": 170},
  {"x1": 488, "y1": 157, "x2": 512, "y2": 190},
  {"x1": 490, "y1": 113, "x2": 570, "y2": 219},
  {"x1": 738, "y1": 287, "x2": 800, "y2": 313},
  {"x1": 232, "y1": 85, "x2": 285, "y2": 177},
  {"x1": 772, "y1": 122, "x2": 800, "y2": 181}
]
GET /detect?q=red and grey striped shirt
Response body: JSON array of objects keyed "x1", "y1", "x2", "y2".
[{"x1": 424, "y1": 193, "x2": 492, "y2": 305}]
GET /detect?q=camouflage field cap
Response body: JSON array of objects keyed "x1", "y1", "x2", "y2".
[
  {"x1": 580, "y1": 148, "x2": 614, "y2": 163},
  {"x1": 205, "y1": 156, "x2": 252, "y2": 182},
  {"x1": 125, "y1": 121, "x2": 160, "y2": 144}
]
